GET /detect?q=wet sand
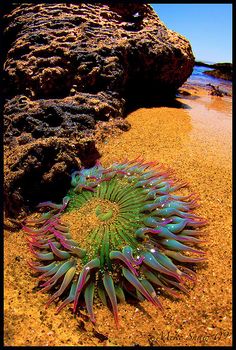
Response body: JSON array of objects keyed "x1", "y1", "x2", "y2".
[{"x1": 4, "y1": 86, "x2": 232, "y2": 346}]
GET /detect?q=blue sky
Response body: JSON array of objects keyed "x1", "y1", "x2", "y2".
[{"x1": 151, "y1": 4, "x2": 232, "y2": 63}]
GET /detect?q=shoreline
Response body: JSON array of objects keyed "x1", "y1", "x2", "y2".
[
  {"x1": 4, "y1": 83, "x2": 232, "y2": 346},
  {"x1": 194, "y1": 61, "x2": 232, "y2": 81}
]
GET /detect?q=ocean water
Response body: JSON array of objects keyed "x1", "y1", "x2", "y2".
[{"x1": 186, "y1": 65, "x2": 232, "y2": 94}]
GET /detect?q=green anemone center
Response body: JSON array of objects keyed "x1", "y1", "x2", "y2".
[
  {"x1": 95, "y1": 204, "x2": 114, "y2": 221},
  {"x1": 61, "y1": 179, "x2": 146, "y2": 267}
]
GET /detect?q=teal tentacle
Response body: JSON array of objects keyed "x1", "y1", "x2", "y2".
[
  {"x1": 84, "y1": 281, "x2": 96, "y2": 323},
  {"x1": 103, "y1": 272, "x2": 119, "y2": 327}
]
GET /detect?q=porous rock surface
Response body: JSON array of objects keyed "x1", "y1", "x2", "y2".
[{"x1": 3, "y1": 3, "x2": 194, "y2": 220}]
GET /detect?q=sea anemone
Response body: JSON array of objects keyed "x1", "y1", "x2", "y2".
[{"x1": 24, "y1": 158, "x2": 207, "y2": 327}]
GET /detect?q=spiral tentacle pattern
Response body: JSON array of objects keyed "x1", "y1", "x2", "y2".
[{"x1": 24, "y1": 158, "x2": 207, "y2": 326}]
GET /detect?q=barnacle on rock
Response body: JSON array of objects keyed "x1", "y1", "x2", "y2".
[{"x1": 24, "y1": 158, "x2": 207, "y2": 327}]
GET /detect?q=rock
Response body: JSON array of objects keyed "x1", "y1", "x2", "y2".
[
  {"x1": 206, "y1": 84, "x2": 229, "y2": 97},
  {"x1": 4, "y1": 137, "x2": 99, "y2": 218},
  {"x1": 3, "y1": 3, "x2": 194, "y2": 218},
  {"x1": 204, "y1": 67, "x2": 232, "y2": 81},
  {"x1": 4, "y1": 92, "x2": 125, "y2": 147},
  {"x1": 178, "y1": 89, "x2": 191, "y2": 96},
  {"x1": 194, "y1": 61, "x2": 211, "y2": 67},
  {"x1": 195, "y1": 61, "x2": 232, "y2": 81}
]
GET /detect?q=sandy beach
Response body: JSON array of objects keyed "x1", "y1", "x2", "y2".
[{"x1": 4, "y1": 85, "x2": 232, "y2": 346}]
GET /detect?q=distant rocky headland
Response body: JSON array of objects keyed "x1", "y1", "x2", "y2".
[{"x1": 195, "y1": 61, "x2": 232, "y2": 81}]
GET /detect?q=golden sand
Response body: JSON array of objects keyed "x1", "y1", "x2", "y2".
[{"x1": 4, "y1": 87, "x2": 232, "y2": 346}]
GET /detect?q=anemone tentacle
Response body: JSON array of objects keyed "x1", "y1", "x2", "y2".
[{"x1": 24, "y1": 159, "x2": 207, "y2": 327}]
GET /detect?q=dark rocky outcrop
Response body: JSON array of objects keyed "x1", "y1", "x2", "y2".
[
  {"x1": 4, "y1": 137, "x2": 99, "y2": 219},
  {"x1": 3, "y1": 3, "x2": 195, "y2": 220},
  {"x1": 204, "y1": 67, "x2": 232, "y2": 81},
  {"x1": 206, "y1": 84, "x2": 229, "y2": 97},
  {"x1": 194, "y1": 61, "x2": 213, "y2": 67},
  {"x1": 195, "y1": 61, "x2": 232, "y2": 81}
]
